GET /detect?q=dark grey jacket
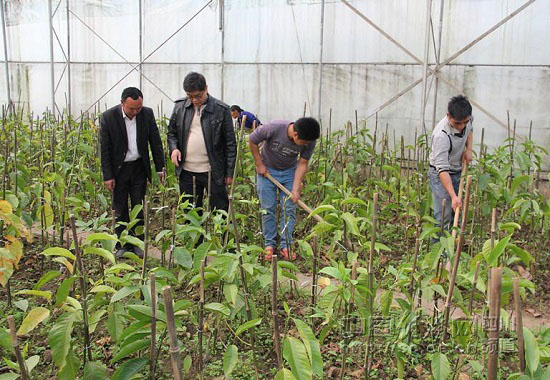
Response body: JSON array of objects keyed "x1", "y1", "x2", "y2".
[
  {"x1": 100, "y1": 105, "x2": 165, "y2": 181},
  {"x1": 167, "y1": 94, "x2": 237, "y2": 186}
]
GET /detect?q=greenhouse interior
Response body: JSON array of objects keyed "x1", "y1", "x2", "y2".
[{"x1": 0, "y1": 0, "x2": 549, "y2": 379}]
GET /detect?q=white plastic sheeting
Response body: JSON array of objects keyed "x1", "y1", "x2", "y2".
[{"x1": 0, "y1": 0, "x2": 549, "y2": 151}]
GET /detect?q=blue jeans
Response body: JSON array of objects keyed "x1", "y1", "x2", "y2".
[
  {"x1": 257, "y1": 166, "x2": 296, "y2": 250},
  {"x1": 429, "y1": 167, "x2": 461, "y2": 230}
]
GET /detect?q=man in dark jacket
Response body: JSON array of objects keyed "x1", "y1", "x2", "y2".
[
  {"x1": 167, "y1": 72, "x2": 236, "y2": 212},
  {"x1": 100, "y1": 87, "x2": 165, "y2": 257}
]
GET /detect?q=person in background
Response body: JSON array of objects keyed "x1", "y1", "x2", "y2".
[
  {"x1": 428, "y1": 95, "x2": 473, "y2": 230},
  {"x1": 167, "y1": 72, "x2": 236, "y2": 213},
  {"x1": 100, "y1": 87, "x2": 165, "y2": 258},
  {"x1": 231, "y1": 105, "x2": 261, "y2": 131},
  {"x1": 248, "y1": 117, "x2": 320, "y2": 261}
]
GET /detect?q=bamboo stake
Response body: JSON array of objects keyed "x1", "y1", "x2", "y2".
[
  {"x1": 441, "y1": 176, "x2": 472, "y2": 343},
  {"x1": 488, "y1": 208, "x2": 497, "y2": 305},
  {"x1": 198, "y1": 259, "x2": 205, "y2": 379},
  {"x1": 264, "y1": 173, "x2": 324, "y2": 224},
  {"x1": 363, "y1": 193, "x2": 378, "y2": 379},
  {"x1": 311, "y1": 236, "x2": 319, "y2": 306},
  {"x1": 150, "y1": 273, "x2": 157, "y2": 380},
  {"x1": 70, "y1": 215, "x2": 92, "y2": 362},
  {"x1": 168, "y1": 207, "x2": 176, "y2": 269},
  {"x1": 140, "y1": 197, "x2": 149, "y2": 284},
  {"x1": 487, "y1": 267, "x2": 502, "y2": 380},
  {"x1": 8, "y1": 316, "x2": 28, "y2": 380},
  {"x1": 513, "y1": 278, "x2": 526, "y2": 374},
  {"x1": 162, "y1": 286, "x2": 182, "y2": 380},
  {"x1": 272, "y1": 254, "x2": 282, "y2": 368}
]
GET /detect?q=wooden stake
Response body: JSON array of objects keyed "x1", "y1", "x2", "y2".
[
  {"x1": 513, "y1": 278, "x2": 525, "y2": 374},
  {"x1": 272, "y1": 254, "x2": 282, "y2": 368},
  {"x1": 198, "y1": 259, "x2": 205, "y2": 379},
  {"x1": 140, "y1": 197, "x2": 149, "y2": 285},
  {"x1": 8, "y1": 316, "x2": 28, "y2": 380},
  {"x1": 487, "y1": 267, "x2": 502, "y2": 380},
  {"x1": 162, "y1": 286, "x2": 182, "y2": 380},
  {"x1": 150, "y1": 273, "x2": 157, "y2": 380},
  {"x1": 70, "y1": 215, "x2": 92, "y2": 363}
]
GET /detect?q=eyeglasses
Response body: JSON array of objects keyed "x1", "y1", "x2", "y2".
[{"x1": 186, "y1": 90, "x2": 206, "y2": 101}]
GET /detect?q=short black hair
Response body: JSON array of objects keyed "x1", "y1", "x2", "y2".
[
  {"x1": 121, "y1": 87, "x2": 143, "y2": 101},
  {"x1": 447, "y1": 95, "x2": 472, "y2": 121},
  {"x1": 294, "y1": 117, "x2": 320, "y2": 141},
  {"x1": 183, "y1": 72, "x2": 207, "y2": 92},
  {"x1": 230, "y1": 105, "x2": 242, "y2": 113}
]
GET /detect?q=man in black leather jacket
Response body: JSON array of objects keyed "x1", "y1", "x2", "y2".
[
  {"x1": 167, "y1": 72, "x2": 236, "y2": 212},
  {"x1": 100, "y1": 87, "x2": 165, "y2": 257}
]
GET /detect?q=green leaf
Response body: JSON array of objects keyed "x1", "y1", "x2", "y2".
[
  {"x1": 127, "y1": 305, "x2": 166, "y2": 323},
  {"x1": 431, "y1": 352, "x2": 450, "y2": 380},
  {"x1": 15, "y1": 289, "x2": 52, "y2": 301},
  {"x1": 58, "y1": 347, "x2": 79, "y2": 380},
  {"x1": 120, "y1": 235, "x2": 144, "y2": 250},
  {"x1": 25, "y1": 355, "x2": 40, "y2": 374},
  {"x1": 235, "y1": 318, "x2": 262, "y2": 336},
  {"x1": 193, "y1": 242, "x2": 211, "y2": 271},
  {"x1": 342, "y1": 212, "x2": 360, "y2": 236},
  {"x1": 13, "y1": 300, "x2": 28, "y2": 312},
  {"x1": 283, "y1": 337, "x2": 312, "y2": 380},
  {"x1": 204, "y1": 302, "x2": 231, "y2": 316},
  {"x1": 41, "y1": 247, "x2": 75, "y2": 261},
  {"x1": 85, "y1": 232, "x2": 117, "y2": 243},
  {"x1": 278, "y1": 261, "x2": 300, "y2": 272},
  {"x1": 111, "y1": 286, "x2": 140, "y2": 304},
  {"x1": 112, "y1": 338, "x2": 149, "y2": 363},
  {"x1": 17, "y1": 307, "x2": 50, "y2": 336},
  {"x1": 0, "y1": 373, "x2": 20, "y2": 380},
  {"x1": 0, "y1": 329, "x2": 14, "y2": 354},
  {"x1": 223, "y1": 344, "x2": 239, "y2": 377},
  {"x1": 90, "y1": 285, "x2": 117, "y2": 294},
  {"x1": 84, "y1": 246, "x2": 116, "y2": 265},
  {"x1": 224, "y1": 284, "x2": 238, "y2": 305},
  {"x1": 173, "y1": 247, "x2": 192, "y2": 269},
  {"x1": 275, "y1": 368, "x2": 298, "y2": 380},
  {"x1": 293, "y1": 319, "x2": 323, "y2": 377},
  {"x1": 48, "y1": 312, "x2": 76, "y2": 371},
  {"x1": 523, "y1": 326, "x2": 540, "y2": 376},
  {"x1": 183, "y1": 355, "x2": 192, "y2": 373},
  {"x1": 380, "y1": 290, "x2": 393, "y2": 316},
  {"x1": 319, "y1": 267, "x2": 341, "y2": 280},
  {"x1": 486, "y1": 235, "x2": 511, "y2": 267},
  {"x1": 33, "y1": 270, "x2": 61, "y2": 290},
  {"x1": 309, "y1": 204, "x2": 336, "y2": 218},
  {"x1": 83, "y1": 361, "x2": 108, "y2": 380},
  {"x1": 89, "y1": 310, "x2": 107, "y2": 334},
  {"x1": 56, "y1": 277, "x2": 76, "y2": 306},
  {"x1": 110, "y1": 357, "x2": 148, "y2": 380}
]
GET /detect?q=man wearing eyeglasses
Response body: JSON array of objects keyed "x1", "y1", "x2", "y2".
[
  {"x1": 167, "y1": 72, "x2": 236, "y2": 213},
  {"x1": 428, "y1": 95, "x2": 473, "y2": 229}
]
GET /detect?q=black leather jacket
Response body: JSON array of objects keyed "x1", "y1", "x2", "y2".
[{"x1": 167, "y1": 94, "x2": 236, "y2": 186}]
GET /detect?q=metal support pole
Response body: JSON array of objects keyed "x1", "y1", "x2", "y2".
[
  {"x1": 48, "y1": 0, "x2": 56, "y2": 115},
  {"x1": 431, "y1": 0, "x2": 444, "y2": 130},
  {"x1": 66, "y1": 0, "x2": 71, "y2": 115},
  {"x1": 317, "y1": 0, "x2": 325, "y2": 122},
  {"x1": 1, "y1": 0, "x2": 12, "y2": 110},
  {"x1": 139, "y1": 0, "x2": 143, "y2": 90},
  {"x1": 219, "y1": 0, "x2": 225, "y2": 101},
  {"x1": 420, "y1": 0, "x2": 432, "y2": 137}
]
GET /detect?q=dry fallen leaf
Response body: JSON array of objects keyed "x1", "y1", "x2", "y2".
[
  {"x1": 317, "y1": 276, "x2": 331, "y2": 289},
  {"x1": 525, "y1": 308, "x2": 542, "y2": 318}
]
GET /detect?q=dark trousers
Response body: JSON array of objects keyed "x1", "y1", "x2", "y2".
[
  {"x1": 113, "y1": 160, "x2": 147, "y2": 248},
  {"x1": 179, "y1": 169, "x2": 229, "y2": 212}
]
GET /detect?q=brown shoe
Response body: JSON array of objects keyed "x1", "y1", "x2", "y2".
[{"x1": 264, "y1": 246, "x2": 275, "y2": 261}]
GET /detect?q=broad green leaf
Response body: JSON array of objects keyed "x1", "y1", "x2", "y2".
[
  {"x1": 84, "y1": 246, "x2": 116, "y2": 265},
  {"x1": 58, "y1": 347, "x2": 79, "y2": 380},
  {"x1": 151, "y1": 267, "x2": 177, "y2": 282},
  {"x1": 224, "y1": 284, "x2": 238, "y2": 305},
  {"x1": 107, "y1": 309, "x2": 124, "y2": 343},
  {"x1": 235, "y1": 318, "x2": 262, "y2": 336},
  {"x1": 223, "y1": 345, "x2": 239, "y2": 377},
  {"x1": 41, "y1": 247, "x2": 75, "y2": 261},
  {"x1": 25, "y1": 355, "x2": 40, "y2": 374},
  {"x1": 110, "y1": 357, "x2": 148, "y2": 380},
  {"x1": 85, "y1": 233, "x2": 117, "y2": 243},
  {"x1": 278, "y1": 261, "x2": 300, "y2": 272},
  {"x1": 204, "y1": 302, "x2": 230, "y2": 316},
  {"x1": 341, "y1": 197, "x2": 367, "y2": 207},
  {"x1": 486, "y1": 235, "x2": 511, "y2": 267},
  {"x1": 379, "y1": 290, "x2": 393, "y2": 316},
  {"x1": 523, "y1": 326, "x2": 540, "y2": 376},
  {"x1": 431, "y1": 352, "x2": 450, "y2": 380},
  {"x1": 309, "y1": 204, "x2": 336, "y2": 218},
  {"x1": 193, "y1": 242, "x2": 211, "y2": 271},
  {"x1": 0, "y1": 373, "x2": 19, "y2": 380},
  {"x1": 13, "y1": 300, "x2": 28, "y2": 312},
  {"x1": 319, "y1": 267, "x2": 341, "y2": 280},
  {"x1": 105, "y1": 263, "x2": 135, "y2": 275},
  {"x1": 15, "y1": 289, "x2": 52, "y2": 301},
  {"x1": 111, "y1": 286, "x2": 140, "y2": 304},
  {"x1": 83, "y1": 361, "x2": 108, "y2": 380},
  {"x1": 341, "y1": 212, "x2": 360, "y2": 236},
  {"x1": 33, "y1": 270, "x2": 61, "y2": 290},
  {"x1": 127, "y1": 305, "x2": 166, "y2": 323},
  {"x1": 283, "y1": 337, "x2": 312, "y2": 380},
  {"x1": 90, "y1": 285, "x2": 116, "y2": 294},
  {"x1": 275, "y1": 368, "x2": 298, "y2": 380},
  {"x1": 112, "y1": 338, "x2": 149, "y2": 363},
  {"x1": 183, "y1": 355, "x2": 192, "y2": 373},
  {"x1": 120, "y1": 235, "x2": 144, "y2": 250},
  {"x1": 0, "y1": 329, "x2": 14, "y2": 354},
  {"x1": 17, "y1": 307, "x2": 50, "y2": 336},
  {"x1": 293, "y1": 319, "x2": 323, "y2": 377},
  {"x1": 56, "y1": 277, "x2": 76, "y2": 306},
  {"x1": 173, "y1": 247, "x2": 192, "y2": 269},
  {"x1": 48, "y1": 312, "x2": 76, "y2": 371},
  {"x1": 89, "y1": 310, "x2": 107, "y2": 334}
]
